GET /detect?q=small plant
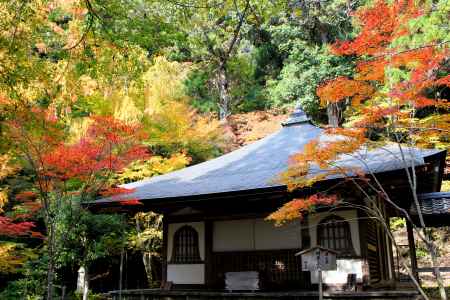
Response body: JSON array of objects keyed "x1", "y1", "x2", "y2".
[{"x1": 390, "y1": 217, "x2": 406, "y2": 231}]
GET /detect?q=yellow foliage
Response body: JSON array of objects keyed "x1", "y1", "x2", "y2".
[
  {"x1": 139, "y1": 56, "x2": 223, "y2": 160},
  {"x1": 146, "y1": 100, "x2": 222, "y2": 151},
  {"x1": 117, "y1": 153, "x2": 191, "y2": 184},
  {"x1": 128, "y1": 212, "x2": 163, "y2": 252},
  {"x1": 0, "y1": 154, "x2": 18, "y2": 181},
  {"x1": 0, "y1": 154, "x2": 19, "y2": 212},
  {"x1": 142, "y1": 56, "x2": 191, "y2": 115},
  {"x1": 0, "y1": 189, "x2": 8, "y2": 213},
  {"x1": 0, "y1": 242, "x2": 36, "y2": 274},
  {"x1": 442, "y1": 181, "x2": 450, "y2": 192},
  {"x1": 113, "y1": 94, "x2": 143, "y2": 123}
]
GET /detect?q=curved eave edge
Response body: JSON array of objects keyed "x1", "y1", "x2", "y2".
[
  {"x1": 87, "y1": 149, "x2": 447, "y2": 211},
  {"x1": 86, "y1": 185, "x2": 289, "y2": 211}
]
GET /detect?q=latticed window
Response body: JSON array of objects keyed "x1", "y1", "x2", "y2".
[
  {"x1": 171, "y1": 225, "x2": 202, "y2": 263},
  {"x1": 318, "y1": 215, "x2": 355, "y2": 255}
]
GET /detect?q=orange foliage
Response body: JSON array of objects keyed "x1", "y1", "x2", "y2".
[
  {"x1": 119, "y1": 199, "x2": 143, "y2": 206},
  {"x1": 355, "y1": 59, "x2": 386, "y2": 82},
  {"x1": 15, "y1": 191, "x2": 37, "y2": 202},
  {"x1": 267, "y1": 194, "x2": 338, "y2": 225},
  {"x1": 327, "y1": 0, "x2": 447, "y2": 115},
  {"x1": 279, "y1": 128, "x2": 367, "y2": 192},
  {"x1": 41, "y1": 116, "x2": 150, "y2": 181},
  {"x1": 4, "y1": 109, "x2": 151, "y2": 239},
  {"x1": 273, "y1": 0, "x2": 449, "y2": 225},
  {"x1": 316, "y1": 77, "x2": 375, "y2": 105},
  {"x1": 331, "y1": 0, "x2": 421, "y2": 56},
  {"x1": 99, "y1": 187, "x2": 136, "y2": 197},
  {"x1": 324, "y1": 0, "x2": 448, "y2": 126}
]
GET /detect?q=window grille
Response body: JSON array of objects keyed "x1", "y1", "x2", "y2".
[
  {"x1": 171, "y1": 225, "x2": 202, "y2": 263},
  {"x1": 317, "y1": 215, "x2": 355, "y2": 255}
]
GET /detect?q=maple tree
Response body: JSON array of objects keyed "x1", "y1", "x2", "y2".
[
  {"x1": 0, "y1": 156, "x2": 39, "y2": 238},
  {"x1": 0, "y1": 156, "x2": 42, "y2": 275},
  {"x1": 4, "y1": 106, "x2": 150, "y2": 300},
  {"x1": 269, "y1": 0, "x2": 449, "y2": 299}
]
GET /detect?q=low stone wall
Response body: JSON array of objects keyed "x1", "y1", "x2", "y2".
[{"x1": 107, "y1": 289, "x2": 421, "y2": 300}]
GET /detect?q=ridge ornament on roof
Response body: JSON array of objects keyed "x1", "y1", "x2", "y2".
[{"x1": 282, "y1": 105, "x2": 311, "y2": 126}]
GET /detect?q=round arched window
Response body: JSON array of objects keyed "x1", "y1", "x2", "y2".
[
  {"x1": 317, "y1": 215, "x2": 355, "y2": 255},
  {"x1": 171, "y1": 225, "x2": 202, "y2": 263}
]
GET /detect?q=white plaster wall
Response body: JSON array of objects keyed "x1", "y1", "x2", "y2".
[
  {"x1": 254, "y1": 219, "x2": 302, "y2": 250},
  {"x1": 167, "y1": 222, "x2": 205, "y2": 260},
  {"x1": 213, "y1": 219, "x2": 254, "y2": 251},
  {"x1": 310, "y1": 259, "x2": 363, "y2": 284},
  {"x1": 213, "y1": 218, "x2": 301, "y2": 252},
  {"x1": 308, "y1": 210, "x2": 361, "y2": 256},
  {"x1": 167, "y1": 264, "x2": 205, "y2": 284},
  {"x1": 307, "y1": 210, "x2": 362, "y2": 285}
]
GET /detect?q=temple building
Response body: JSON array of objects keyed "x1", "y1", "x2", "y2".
[{"x1": 93, "y1": 108, "x2": 448, "y2": 299}]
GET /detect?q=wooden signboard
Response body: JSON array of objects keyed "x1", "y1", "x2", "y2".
[
  {"x1": 298, "y1": 247, "x2": 337, "y2": 271},
  {"x1": 296, "y1": 246, "x2": 338, "y2": 300}
]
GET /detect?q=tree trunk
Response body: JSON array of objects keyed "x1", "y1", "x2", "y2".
[
  {"x1": 327, "y1": 102, "x2": 342, "y2": 127},
  {"x1": 216, "y1": 65, "x2": 231, "y2": 120},
  {"x1": 119, "y1": 248, "x2": 124, "y2": 300},
  {"x1": 318, "y1": 20, "x2": 345, "y2": 128},
  {"x1": 142, "y1": 252, "x2": 153, "y2": 286},
  {"x1": 46, "y1": 221, "x2": 56, "y2": 300},
  {"x1": 426, "y1": 229, "x2": 448, "y2": 300}
]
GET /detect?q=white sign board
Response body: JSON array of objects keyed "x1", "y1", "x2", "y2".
[
  {"x1": 298, "y1": 247, "x2": 337, "y2": 271},
  {"x1": 297, "y1": 247, "x2": 338, "y2": 300}
]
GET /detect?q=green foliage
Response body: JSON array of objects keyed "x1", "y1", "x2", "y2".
[
  {"x1": 184, "y1": 54, "x2": 269, "y2": 114},
  {"x1": 267, "y1": 44, "x2": 354, "y2": 121},
  {"x1": 0, "y1": 250, "x2": 47, "y2": 299},
  {"x1": 85, "y1": 0, "x2": 187, "y2": 55},
  {"x1": 56, "y1": 203, "x2": 128, "y2": 270},
  {"x1": 184, "y1": 69, "x2": 218, "y2": 113},
  {"x1": 416, "y1": 247, "x2": 429, "y2": 259},
  {"x1": 127, "y1": 212, "x2": 163, "y2": 286},
  {"x1": 391, "y1": 0, "x2": 449, "y2": 50},
  {"x1": 390, "y1": 217, "x2": 406, "y2": 231}
]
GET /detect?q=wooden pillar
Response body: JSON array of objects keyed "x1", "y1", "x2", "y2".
[
  {"x1": 162, "y1": 218, "x2": 168, "y2": 284},
  {"x1": 204, "y1": 220, "x2": 213, "y2": 288},
  {"x1": 406, "y1": 220, "x2": 419, "y2": 281},
  {"x1": 300, "y1": 217, "x2": 311, "y2": 289},
  {"x1": 301, "y1": 217, "x2": 310, "y2": 249},
  {"x1": 357, "y1": 209, "x2": 370, "y2": 286}
]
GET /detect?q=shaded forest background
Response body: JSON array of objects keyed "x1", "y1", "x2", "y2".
[{"x1": 0, "y1": 0, "x2": 448, "y2": 299}]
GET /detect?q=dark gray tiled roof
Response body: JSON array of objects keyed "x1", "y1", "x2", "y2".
[
  {"x1": 411, "y1": 193, "x2": 450, "y2": 215},
  {"x1": 95, "y1": 118, "x2": 442, "y2": 204}
]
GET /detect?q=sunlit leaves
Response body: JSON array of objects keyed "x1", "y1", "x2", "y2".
[
  {"x1": 273, "y1": 0, "x2": 449, "y2": 225},
  {"x1": 117, "y1": 153, "x2": 191, "y2": 184},
  {"x1": 0, "y1": 242, "x2": 37, "y2": 274},
  {"x1": 279, "y1": 128, "x2": 367, "y2": 191},
  {"x1": 323, "y1": 0, "x2": 449, "y2": 129},
  {"x1": 140, "y1": 56, "x2": 223, "y2": 162},
  {"x1": 267, "y1": 194, "x2": 338, "y2": 225},
  {"x1": 317, "y1": 76, "x2": 375, "y2": 106}
]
